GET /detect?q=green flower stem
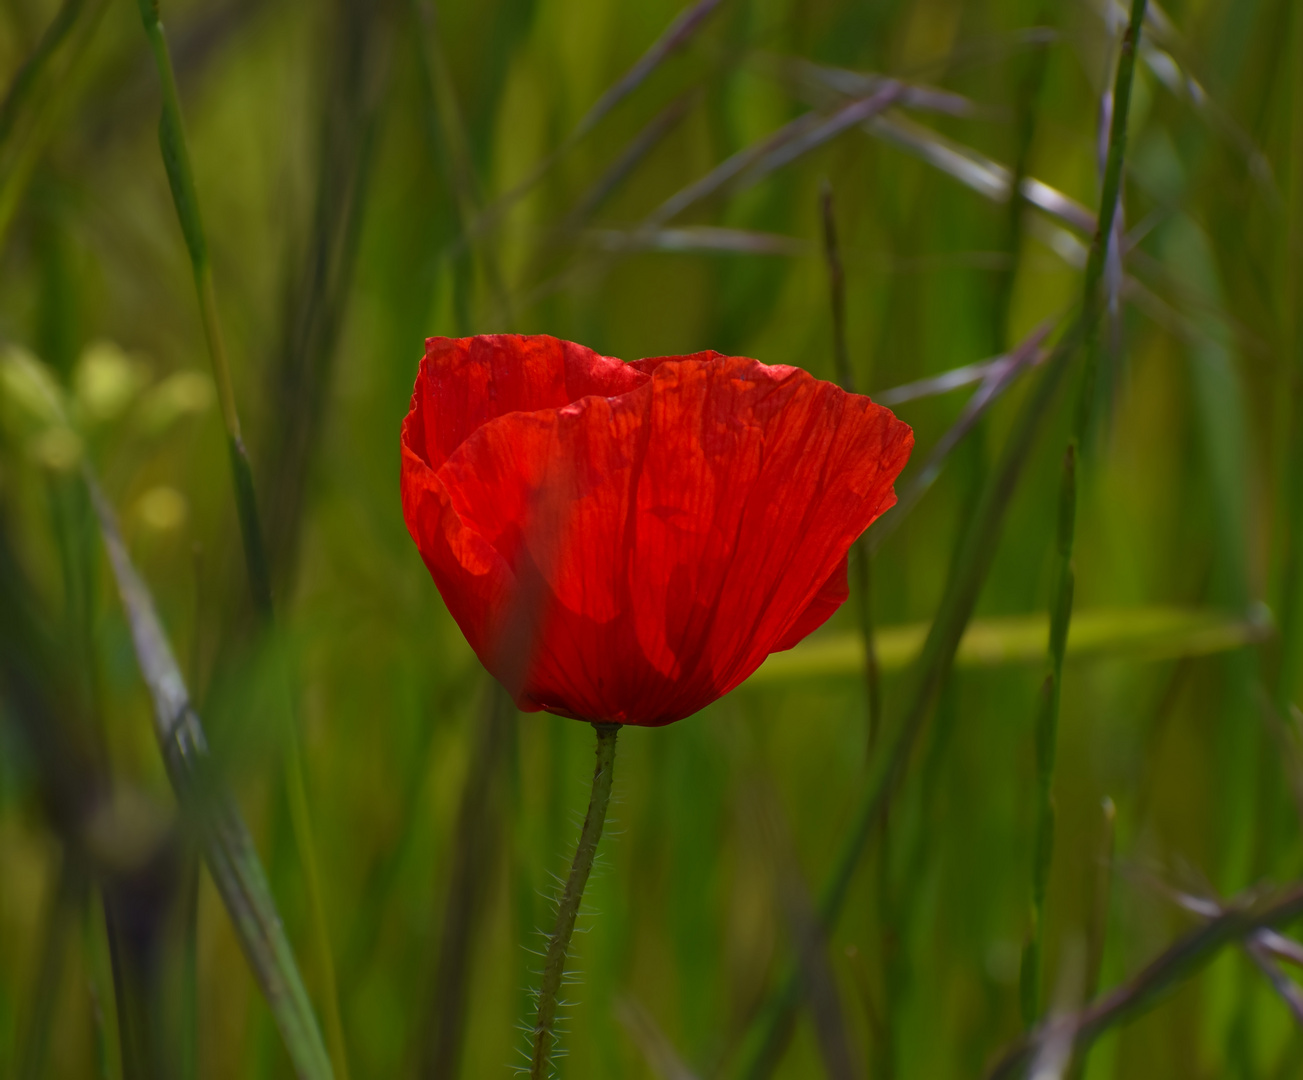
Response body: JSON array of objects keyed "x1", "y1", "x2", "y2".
[
  {"x1": 133, "y1": 4, "x2": 345, "y2": 1077},
  {"x1": 530, "y1": 722, "x2": 620, "y2": 1079},
  {"x1": 1021, "y1": 0, "x2": 1146, "y2": 1026}
]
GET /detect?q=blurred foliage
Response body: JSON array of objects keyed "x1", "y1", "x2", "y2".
[{"x1": 0, "y1": 0, "x2": 1301, "y2": 1077}]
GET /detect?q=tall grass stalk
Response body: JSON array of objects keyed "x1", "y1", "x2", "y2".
[
  {"x1": 132, "y1": 4, "x2": 348, "y2": 1076},
  {"x1": 1020, "y1": 0, "x2": 1145, "y2": 1028},
  {"x1": 738, "y1": 4, "x2": 1146, "y2": 1067}
]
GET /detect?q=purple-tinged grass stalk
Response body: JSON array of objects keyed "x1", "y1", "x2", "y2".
[
  {"x1": 441, "y1": 0, "x2": 726, "y2": 276},
  {"x1": 867, "y1": 319, "x2": 1057, "y2": 557},
  {"x1": 470, "y1": 0, "x2": 727, "y2": 243},
  {"x1": 647, "y1": 87, "x2": 904, "y2": 230},
  {"x1": 87, "y1": 474, "x2": 334, "y2": 1080},
  {"x1": 129, "y1": 5, "x2": 348, "y2": 1076},
  {"x1": 862, "y1": 112, "x2": 1097, "y2": 235},
  {"x1": 987, "y1": 879, "x2": 1303, "y2": 1079}
]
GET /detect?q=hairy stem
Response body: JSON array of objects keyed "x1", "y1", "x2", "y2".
[{"x1": 530, "y1": 722, "x2": 620, "y2": 1079}]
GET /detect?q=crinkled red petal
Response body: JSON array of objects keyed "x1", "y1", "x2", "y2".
[{"x1": 401, "y1": 335, "x2": 913, "y2": 725}]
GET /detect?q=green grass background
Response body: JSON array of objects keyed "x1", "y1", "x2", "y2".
[{"x1": 1, "y1": 0, "x2": 1301, "y2": 1076}]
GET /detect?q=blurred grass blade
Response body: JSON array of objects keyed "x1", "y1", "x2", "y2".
[
  {"x1": 0, "y1": 0, "x2": 87, "y2": 149},
  {"x1": 1246, "y1": 939, "x2": 1303, "y2": 1025},
  {"x1": 555, "y1": 90, "x2": 699, "y2": 236},
  {"x1": 865, "y1": 113, "x2": 1096, "y2": 234},
  {"x1": 614, "y1": 997, "x2": 701, "y2": 1080},
  {"x1": 647, "y1": 111, "x2": 827, "y2": 226},
  {"x1": 1279, "y1": 0, "x2": 1303, "y2": 714},
  {"x1": 750, "y1": 604, "x2": 1270, "y2": 682},
  {"x1": 411, "y1": 0, "x2": 511, "y2": 324},
  {"x1": 133, "y1": 0, "x2": 268, "y2": 610},
  {"x1": 472, "y1": 0, "x2": 726, "y2": 243},
  {"x1": 586, "y1": 226, "x2": 807, "y2": 255},
  {"x1": 738, "y1": 82, "x2": 905, "y2": 189},
  {"x1": 263, "y1": 0, "x2": 390, "y2": 591},
  {"x1": 135, "y1": 5, "x2": 351, "y2": 1073},
  {"x1": 17, "y1": 862, "x2": 82, "y2": 1080},
  {"x1": 766, "y1": 54, "x2": 975, "y2": 117},
  {"x1": 648, "y1": 87, "x2": 902, "y2": 228},
  {"x1": 1099, "y1": 0, "x2": 1279, "y2": 201},
  {"x1": 86, "y1": 476, "x2": 335, "y2": 1080},
  {"x1": 421, "y1": 683, "x2": 512, "y2": 1079},
  {"x1": 522, "y1": 90, "x2": 700, "y2": 295},
  {"x1": 0, "y1": 0, "x2": 109, "y2": 253},
  {"x1": 735, "y1": 306, "x2": 1089, "y2": 1079},
  {"x1": 752, "y1": 779, "x2": 861, "y2": 1080},
  {"x1": 571, "y1": 0, "x2": 724, "y2": 143},
  {"x1": 987, "y1": 881, "x2": 1303, "y2": 1079},
  {"x1": 869, "y1": 320, "x2": 1055, "y2": 553},
  {"x1": 873, "y1": 347, "x2": 1042, "y2": 406}
]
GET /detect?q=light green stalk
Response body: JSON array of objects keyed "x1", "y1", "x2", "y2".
[{"x1": 132, "y1": 4, "x2": 346, "y2": 1077}]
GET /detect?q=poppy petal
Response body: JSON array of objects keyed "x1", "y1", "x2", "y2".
[
  {"x1": 770, "y1": 552, "x2": 851, "y2": 653},
  {"x1": 423, "y1": 350, "x2": 912, "y2": 724},
  {"x1": 409, "y1": 333, "x2": 646, "y2": 472}
]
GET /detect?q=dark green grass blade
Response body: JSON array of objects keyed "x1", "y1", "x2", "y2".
[
  {"x1": 262, "y1": 0, "x2": 389, "y2": 594},
  {"x1": 0, "y1": 0, "x2": 87, "y2": 152},
  {"x1": 420, "y1": 683, "x2": 513, "y2": 1078},
  {"x1": 16, "y1": 862, "x2": 82, "y2": 1080}
]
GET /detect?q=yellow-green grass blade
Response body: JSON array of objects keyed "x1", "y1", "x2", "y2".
[{"x1": 749, "y1": 605, "x2": 1273, "y2": 683}]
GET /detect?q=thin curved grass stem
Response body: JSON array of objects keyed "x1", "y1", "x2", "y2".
[{"x1": 530, "y1": 722, "x2": 620, "y2": 1079}]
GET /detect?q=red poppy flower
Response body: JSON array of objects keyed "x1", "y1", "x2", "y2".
[{"x1": 401, "y1": 334, "x2": 913, "y2": 726}]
